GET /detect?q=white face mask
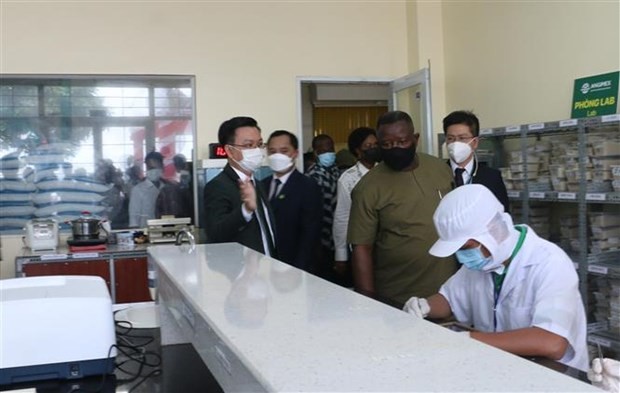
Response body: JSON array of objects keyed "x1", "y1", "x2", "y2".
[
  {"x1": 447, "y1": 140, "x2": 475, "y2": 164},
  {"x1": 146, "y1": 168, "x2": 162, "y2": 182},
  {"x1": 233, "y1": 147, "x2": 264, "y2": 173},
  {"x1": 268, "y1": 153, "x2": 294, "y2": 173}
]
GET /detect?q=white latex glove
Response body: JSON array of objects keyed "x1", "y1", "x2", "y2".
[
  {"x1": 402, "y1": 297, "x2": 430, "y2": 318},
  {"x1": 587, "y1": 358, "x2": 620, "y2": 392}
]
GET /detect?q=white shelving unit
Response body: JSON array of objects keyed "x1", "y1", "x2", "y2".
[{"x1": 480, "y1": 114, "x2": 620, "y2": 357}]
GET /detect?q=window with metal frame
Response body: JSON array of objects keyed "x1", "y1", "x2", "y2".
[{"x1": 0, "y1": 75, "x2": 196, "y2": 233}]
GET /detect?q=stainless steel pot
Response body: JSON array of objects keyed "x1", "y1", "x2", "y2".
[{"x1": 67, "y1": 212, "x2": 108, "y2": 240}]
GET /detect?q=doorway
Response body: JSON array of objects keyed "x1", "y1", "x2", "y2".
[{"x1": 296, "y1": 70, "x2": 434, "y2": 171}]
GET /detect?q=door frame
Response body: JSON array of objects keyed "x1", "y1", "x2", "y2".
[
  {"x1": 391, "y1": 68, "x2": 433, "y2": 155},
  {"x1": 295, "y1": 76, "x2": 393, "y2": 170},
  {"x1": 296, "y1": 71, "x2": 434, "y2": 169}
]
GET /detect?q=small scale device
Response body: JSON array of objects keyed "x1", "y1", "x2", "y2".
[
  {"x1": 147, "y1": 217, "x2": 193, "y2": 243},
  {"x1": 0, "y1": 276, "x2": 117, "y2": 385},
  {"x1": 24, "y1": 218, "x2": 59, "y2": 251}
]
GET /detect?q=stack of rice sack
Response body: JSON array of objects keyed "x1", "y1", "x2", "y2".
[
  {"x1": 27, "y1": 145, "x2": 110, "y2": 224},
  {"x1": 0, "y1": 152, "x2": 36, "y2": 231}
]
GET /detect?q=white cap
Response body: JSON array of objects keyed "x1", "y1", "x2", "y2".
[{"x1": 429, "y1": 184, "x2": 505, "y2": 257}]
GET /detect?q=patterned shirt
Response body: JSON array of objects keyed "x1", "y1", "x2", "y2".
[{"x1": 307, "y1": 163, "x2": 340, "y2": 250}]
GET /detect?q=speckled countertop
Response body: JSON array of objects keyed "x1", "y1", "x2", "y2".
[{"x1": 149, "y1": 243, "x2": 599, "y2": 392}]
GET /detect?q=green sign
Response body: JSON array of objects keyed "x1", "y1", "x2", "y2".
[{"x1": 571, "y1": 71, "x2": 619, "y2": 118}]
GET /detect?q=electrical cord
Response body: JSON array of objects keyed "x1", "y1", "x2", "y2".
[
  {"x1": 128, "y1": 368, "x2": 162, "y2": 393},
  {"x1": 113, "y1": 318, "x2": 162, "y2": 391},
  {"x1": 68, "y1": 317, "x2": 162, "y2": 392}
]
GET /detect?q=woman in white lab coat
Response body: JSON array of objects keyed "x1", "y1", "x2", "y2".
[{"x1": 403, "y1": 184, "x2": 589, "y2": 371}]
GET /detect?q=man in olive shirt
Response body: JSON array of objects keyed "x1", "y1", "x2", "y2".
[{"x1": 348, "y1": 111, "x2": 458, "y2": 306}]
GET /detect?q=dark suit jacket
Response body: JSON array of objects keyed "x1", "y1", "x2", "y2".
[
  {"x1": 262, "y1": 170, "x2": 322, "y2": 272},
  {"x1": 204, "y1": 164, "x2": 276, "y2": 256},
  {"x1": 449, "y1": 159, "x2": 510, "y2": 212}
]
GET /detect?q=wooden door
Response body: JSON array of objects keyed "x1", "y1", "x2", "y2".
[
  {"x1": 22, "y1": 260, "x2": 112, "y2": 297},
  {"x1": 114, "y1": 257, "x2": 152, "y2": 304}
]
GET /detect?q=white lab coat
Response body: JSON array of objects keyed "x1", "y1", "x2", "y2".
[{"x1": 439, "y1": 225, "x2": 589, "y2": 371}]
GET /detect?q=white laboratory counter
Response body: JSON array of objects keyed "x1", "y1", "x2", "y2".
[{"x1": 148, "y1": 243, "x2": 599, "y2": 393}]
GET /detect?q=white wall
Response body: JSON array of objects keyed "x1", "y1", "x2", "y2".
[
  {"x1": 3, "y1": 1, "x2": 617, "y2": 278},
  {"x1": 0, "y1": 1, "x2": 410, "y2": 278},
  {"x1": 441, "y1": 1, "x2": 620, "y2": 128},
  {"x1": 1, "y1": 1, "x2": 410, "y2": 156},
  {"x1": 408, "y1": 1, "x2": 448, "y2": 150}
]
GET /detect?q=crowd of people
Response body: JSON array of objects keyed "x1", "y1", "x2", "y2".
[
  {"x1": 202, "y1": 111, "x2": 618, "y2": 388},
  {"x1": 94, "y1": 152, "x2": 193, "y2": 229}
]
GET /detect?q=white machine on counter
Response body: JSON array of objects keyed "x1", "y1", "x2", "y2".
[
  {"x1": 0, "y1": 276, "x2": 117, "y2": 385},
  {"x1": 147, "y1": 216, "x2": 193, "y2": 243},
  {"x1": 24, "y1": 218, "x2": 59, "y2": 251}
]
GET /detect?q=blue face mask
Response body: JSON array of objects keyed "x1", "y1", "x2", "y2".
[
  {"x1": 317, "y1": 152, "x2": 336, "y2": 167},
  {"x1": 455, "y1": 246, "x2": 492, "y2": 271}
]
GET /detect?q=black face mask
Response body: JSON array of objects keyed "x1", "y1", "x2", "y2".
[
  {"x1": 380, "y1": 145, "x2": 416, "y2": 171},
  {"x1": 361, "y1": 147, "x2": 382, "y2": 163}
]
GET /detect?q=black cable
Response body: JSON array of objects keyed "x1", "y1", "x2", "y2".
[
  {"x1": 67, "y1": 317, "x2": 162, "y2": 392},
  {"x1": 113, "y1": 342, "x2": 161, "y2": 369},
  {"x1": 115, "y1": 318, "x2": 155, "y2": 347},
  {"x1": 117, "y1": 332, "x2": 155, "y2": 347},
  {"x1": 128, "y1": 368, "x2": 162, "y2": 393},
  {"x1": 112, "y1": 328, "x2": 162, "y2": 390}
]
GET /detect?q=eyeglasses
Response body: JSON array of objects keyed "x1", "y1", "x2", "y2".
[
  {"x1": 445, "y1": 135, "x2": 475, "y2": 144},
  {"x1": 379, "y1": 138, "x2": 412, "y2": 149},
  {"x1": 228, "y1": 142, "x2": 265, "y2": 150}
]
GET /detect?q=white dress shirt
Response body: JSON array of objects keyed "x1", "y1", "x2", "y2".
[
  {"x1": 269, "y1": 170, "x2": 293, "y2": 200},
  {"x1": 232, "y1": 166, "x2": 275, "y2": 257},
  {"x1": 450, "y1": 158, "x2": 475, "y2": 185},
  {"x1": 332, "y1": 161, "x2": 371, "y2": 262}
]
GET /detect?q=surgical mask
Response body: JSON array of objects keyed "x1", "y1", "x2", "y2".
[
  {"x1": 268, "y1": 153, "x2": 294, "y2": 173},
  {"x1": 361, "y1": 147, "x2": 381, "y2": 163},
  {"x1": 455, "y1": 246, "x2": 492, "y2": 271},
  {"x1": 146, "y1": 168, "x2": 162, "y2": 182},
  {"x1": 381, "y1": 145, "x2": 416, "y2": 171},
  {"x1": 233, "y1": 147, "x2": 265, "y2": 173},
  {"x1": 448, "y1": 140, "x2": 474, "y2": 164},
  {"x1": 317, "y1": 152, "x2": 336, "y2": 167},
  {"x1": 455, "y1": 244, "x2": 506, "y2": 273}
]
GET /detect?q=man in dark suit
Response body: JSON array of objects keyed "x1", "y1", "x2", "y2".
[
  {"x1": 262, "y1": 130, "x2": 322, "y2": 273},
  {"x1": 443, "y1": 110, "x2": 510, "y2": 212},
  {"x1": 204, "y1": 116, "x2": 277, "y2": 257}
]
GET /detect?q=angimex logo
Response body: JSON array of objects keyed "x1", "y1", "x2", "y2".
[{"x1": 581, "y1": 80, "x2": 612, "y2": 94}]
